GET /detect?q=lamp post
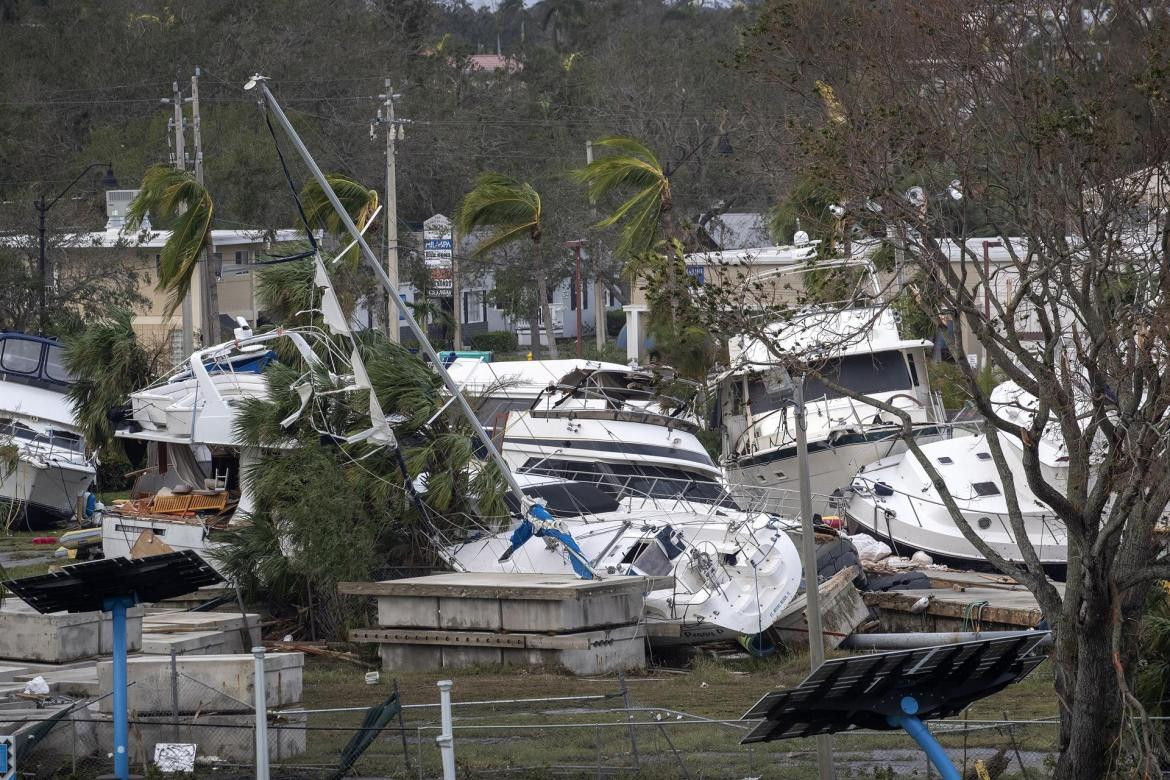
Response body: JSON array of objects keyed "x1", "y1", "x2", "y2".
[{"x1": 35, "y1": 163, "x2": 118, "y2": 334}]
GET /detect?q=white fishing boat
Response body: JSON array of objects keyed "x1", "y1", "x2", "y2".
[
  {"x1": 0, "y1": 332, "x2": 95, "y2": 529},
  {"x1": 844, "y1": 383, "x2": 1076, "y2": 565},
  {"x1": 714, "y1": 266, "x2": 950, "y2": 507}
]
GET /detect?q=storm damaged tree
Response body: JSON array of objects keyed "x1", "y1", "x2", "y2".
[{"x1": 700, "y1": 2, "x2": 1170, "y2": 777}]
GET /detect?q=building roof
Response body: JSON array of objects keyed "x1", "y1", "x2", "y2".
[{"x1": 0, "y1": 227, "x2": 308, "y2": 250}]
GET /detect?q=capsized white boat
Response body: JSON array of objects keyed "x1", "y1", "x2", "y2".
[{"x1": 0, "y1": 332, "x2": 95, "y2": 529}]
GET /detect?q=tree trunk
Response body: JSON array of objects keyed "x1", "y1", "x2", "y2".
[
  {"x1": 527, "y1": 311, "x2": 542, "y2": 358},
  {"x1": 1052, "y1": 603, "x2": 1124, "y2": 778},
  {"x1": 533, "y1": 241, "x2": 558, "y2": 358}
]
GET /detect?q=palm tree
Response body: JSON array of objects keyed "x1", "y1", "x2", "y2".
[
  {"x1": 126, "y1": 164, "x2": 219, "y2": 341},
  {"x1": 299, "y1": 175, "x2": 380, "y2": 266},
  {"x1": 572, "y1": 136, "x2": 673, "y2": 263},
  {"x1": 456, "y1": 173, "x2": 558, "y2": 358},
  {"x1": 63, "y1": 308, "x2": 165, "y2": 451}
]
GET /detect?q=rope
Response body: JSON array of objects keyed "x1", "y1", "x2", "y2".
[
  {"x1": 962, "y1": 599, "x2": 991, "y2": 632},
  {"x1": 261, "y1": 109, "x2": 319, "y2": 253}
]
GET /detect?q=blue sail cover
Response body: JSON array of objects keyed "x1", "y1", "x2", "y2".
[{"x1": 505, "y1": 504, "x2": 594, "y2": 580}]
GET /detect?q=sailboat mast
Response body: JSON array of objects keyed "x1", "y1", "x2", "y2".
[{"x1": 251, "y1": 76, "x2": 530, "y2": 507}]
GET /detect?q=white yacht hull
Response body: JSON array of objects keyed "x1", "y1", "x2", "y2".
[
  {"x1": 444, "y1": 513, "x2": 803, "y2": 643},
  {"x1": 845, "y1": 471, "x2": 1069, "y2": 565},
  {"x1": 727, "y1": 427, "x2": 948, "y2": 510},
  {"x1": 101, "y1": 513, "x2": 227, "y2": 571},
  {"x1": 1, "y1": 456, "x2": 94, "y2": 527}
]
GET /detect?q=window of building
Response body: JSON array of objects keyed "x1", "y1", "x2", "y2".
[
  {"x1": 462, "y1": 290, "x2": 487, "y2": 324},
  {"x1": 570, "y1": 282, "x2": 588, "y2": 311},
  {"x1": 155, "y1": 254, "x2": 162, "y2": 274},
  {"x1": 234, "y1": 250, "x2": 250, "y2": 265}
]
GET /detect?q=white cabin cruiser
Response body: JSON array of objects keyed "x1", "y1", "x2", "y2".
[
  {"x1": 108, "y1": 324, "x2": 319, "y2": 567},
  {"x1": 716, "y1": 304, "x2": 948, "y2": 508},
  {"x1": 844, "y1": 383, "x2": 1074, "y2": 566},
  {"x1": 443, "y1": 359, "x2": 808, "y2": 642},
  {"x1": 0, "y1": 332, "x2": 95, "y2": 529}
]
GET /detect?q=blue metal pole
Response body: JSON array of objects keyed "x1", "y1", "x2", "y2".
[
  {"x1": 104, "y1": 595, "x2": 134, "y2": 780},
  {"x1": 887, "y1": 696, "x2": 960, "y2": 780}
]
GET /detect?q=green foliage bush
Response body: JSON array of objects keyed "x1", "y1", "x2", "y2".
[
  {"x1": 466, "y1": 331, "x2": 519, "y2": 353},
  {"x1": 606, "y1": 309, "x2": 625, "y2": 338}
]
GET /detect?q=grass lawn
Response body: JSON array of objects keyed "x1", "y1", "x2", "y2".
[{"x1": 283, "y1": 646, "x2": 1060, "y2": 779}]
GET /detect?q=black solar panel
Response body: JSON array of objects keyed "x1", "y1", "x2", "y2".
[
  {"x1": 6, "y1": 551, "x2": 223, "y2": 614},
  {"x1": 741, "y1": 633, "x2": 1049, "y2": 743}
]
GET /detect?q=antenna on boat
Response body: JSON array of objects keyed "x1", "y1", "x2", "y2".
[{"x1": 248, "y1": 75, "x2": 594, "y2": 571}]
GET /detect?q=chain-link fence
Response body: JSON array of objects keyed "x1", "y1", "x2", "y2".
[{"x1": 9, "y1": 665, "x2": 1060, "y2": 779}]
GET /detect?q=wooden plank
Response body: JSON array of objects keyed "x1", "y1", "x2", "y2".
[{"x1": 338, "y1": 573, "x2": 672, "y2": 601}]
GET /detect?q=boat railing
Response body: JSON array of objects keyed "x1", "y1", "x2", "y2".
[{"x1": 536, "y1": 383, "x2": 699, "y2": 426}]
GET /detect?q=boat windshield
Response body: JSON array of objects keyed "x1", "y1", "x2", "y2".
[
  {"x1": 519, "y1": 457, "x2": 739, "y2": 509},
  {"x1": 747, "y1": 349, "x2": 912, "y2": 412}
]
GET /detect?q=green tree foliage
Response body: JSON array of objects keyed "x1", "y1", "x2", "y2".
[
  {"x1": 62, "y1": 308, "x2": 165, "y2": 451},
  {"x1": 573, "y1": 136, "x2": 671, "y2": 262},
  {"x1": 299, "y1": 174, "x2": 380, "y2": 266},
  {"x1": 125, "y1": 164, "x2": 213, "y2": 318}
]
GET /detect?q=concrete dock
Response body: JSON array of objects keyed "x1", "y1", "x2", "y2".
[
  {"x1": 341, "y1": 572, "x2": 668, "y2": 674},
  {"x1": 864, "y1": 570, "x2": 1057, "y2": 632}
]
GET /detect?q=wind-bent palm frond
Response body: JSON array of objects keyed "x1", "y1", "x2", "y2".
[
  {"x1": 126, "y1": 164, "x2": 214, "y2": 317},
  {"x1": 571, "y1": 136, "x2": 670, "y2": 259},
  {"x1": 456, "y1": 173, "x2": 557, "y2": 357},
  {"x1": 455, "y1": 173, "x2": 542, "y2": 254},
  {"x1": 63, "y1": 309, "x2": 161, "y2": 449},
  {"x1": 300, "y1": 175, "x2": 379, "y2": 237}
]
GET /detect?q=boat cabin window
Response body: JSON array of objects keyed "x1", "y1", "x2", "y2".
[
  {"x1": 503, "y1": 481, "x2": 621, "y2": 518},
  {"x1": 976, "y1": 452, "x2": 992, "y2": 460},
  {"x1": 937, "y1": 456, "x2": 954, "y2": 465},
  {"x1": 972, "y1": 481, "x2": 1001, "y2": 497},
  {"x1": 0, "y1": 418, "x2": 37, "y2": 440},
  {"x1": 1, "y1": 339, "x2": 41, "y2": 374},
  {"x1": 747, "y1": 379, "x2": 784, "y2": 414},
  {"x1": 519, "y1": 458, "x2": 737, "y2": 508},
  {"x1": 44, "y1": 345, "x2": 73, "y2": 383},
  {"x1": 803, "y1": 350, "x2": 913, "y2": 400}
]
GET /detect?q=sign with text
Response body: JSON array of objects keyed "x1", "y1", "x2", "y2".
[{"x1": 423, "y1": 214, "x2": 453, "y2": 296}]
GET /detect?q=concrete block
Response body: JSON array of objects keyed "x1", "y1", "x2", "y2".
[
  {"x1": 499, "y1": 593, "x2": 643, "y2": 633},
  {"x1": 0, "y1": 601, "x2": 142, "y2": 663},
  {"x1": 0, "y1": 701, "x2": 100, "y2": 758},
  {"x1": 142, "y1": 612, "x2": 261, "y2": 654},
  {"x1": 376, "y1": 595, "x2": 439, "y2": 628},
  {"x1": 441, "y1": 645, "x2": 502, "y2": 668},
  {"x1": 438, "y1": 597, "x2": 501, "y2": 630},
  {"x1": 141, "y1": 630, "x2": 226, "y2": 656},
  {"x1": 379, "y1": 643, "x2": 441, "y2": 672},
  {"x1": 97, "y1": 652, "x2": 303, "y2": 714}
]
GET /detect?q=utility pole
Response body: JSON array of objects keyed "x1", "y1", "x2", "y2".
[
  {"x1": 190, "y1": 66, "x2": 218, "y2": 344},
  {"x1": 169, "y1": 81, "x2": 194, "y2": 358},
  {"x1": 374, "y1": 80, "x2": 403, "y2": 342},
  {"x1": 587, "y1": 140, "x2": 605, "y2": 351},
  {"x1": 794, "y1": 376, "x2": 835, "y2": 780}
]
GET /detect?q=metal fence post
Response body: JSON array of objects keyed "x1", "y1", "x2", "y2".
[
  {"x1": 619, "y1": 672, "x2": 640, "y2": 770},
  {"x1": 253, "y1": 646, "x2": 270, "y2": 780},
  {"x1": 170, "y1": 648, "x2": 180, "y2": 743},
  {"x1": 436, "y1": 680, "x2": 455, "y2": 780}
]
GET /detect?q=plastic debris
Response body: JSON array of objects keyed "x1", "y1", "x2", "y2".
[{"x1": 23, "y1": 676, "x2": 49, "y2": 695}]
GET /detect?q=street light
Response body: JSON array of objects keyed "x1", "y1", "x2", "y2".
[{"x1": 35, "y1": 162, "x2": 118, "y2": 334}]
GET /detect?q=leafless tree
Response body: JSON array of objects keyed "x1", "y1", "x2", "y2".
[{"x1": 697, "y1": 2, "x2": 1170, "y2": 776}]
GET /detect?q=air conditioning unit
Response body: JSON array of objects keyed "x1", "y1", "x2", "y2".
[{"x1": 105, "y1": 189, "x2": 140, "y2": 229}]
